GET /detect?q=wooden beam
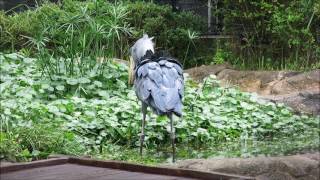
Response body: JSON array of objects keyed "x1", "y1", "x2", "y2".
[
  {"x1": 0, "y1": 158, "x2": 69, "y2": 173},
  {"x1": 1, "y1": 156, "x2": 255, "y2": 180}
]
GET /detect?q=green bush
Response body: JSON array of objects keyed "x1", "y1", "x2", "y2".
[
  {"x1": 0, "y1": 125, "x2": 84, "y2": 162},
  {"x1": 222, "y1": 0, "x2": 319, "y2": 70},
  {"x1": 127, "y1": 2, "x2": 206, "y2": 67},
  {"x1": 1, "y1": 0, "x2": 318, "y2": 70},
  {"x1": 0, "y1": 0, "x2": 205, "y2": 68}
]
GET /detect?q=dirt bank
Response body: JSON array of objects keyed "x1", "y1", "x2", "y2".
[{"x1": 186, "y1": 65, "x2": 320, "y2": 115}]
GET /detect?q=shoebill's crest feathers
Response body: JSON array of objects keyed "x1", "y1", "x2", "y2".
[{"x1": 131, "y1": 34, "x2": 154, "y2": 64}]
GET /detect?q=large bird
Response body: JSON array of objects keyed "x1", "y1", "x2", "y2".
[{"x1": 131, "y1": 34, "x2": 184, "y2": 162}]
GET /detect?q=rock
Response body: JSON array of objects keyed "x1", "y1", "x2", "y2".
[
  {"x1": 256, "y1": 171, "x2": 294, "y2": 180},
  {"x1": 297, "y1": 175, "x2": 319, "y2": 180},
  {"x1": 271, "y1": 70, "x2": 320, "y2": 95},
  {"x1": 262, "y1": 90, "x2": 320, "y2": 115},
  {"x1": 277, "y1": 155, "x2": 319, "y2": 177},
  {"x1": 215, "y1": 70, "x2": 308, "y2": 95},
  {"x1": 165, "y1": 152, "x2": 320, "y2": 180},
  {"x1": 185, "y1": 63, "x2": 232, "y2": 82}
]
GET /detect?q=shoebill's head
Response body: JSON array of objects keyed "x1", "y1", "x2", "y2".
[{"x1": 130, "y1": 34, "x2": 154, "y2": 64}]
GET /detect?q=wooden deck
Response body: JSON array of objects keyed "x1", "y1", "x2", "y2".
[{"x1": 0, "y1": 157, "x2": 255, "y2": 180}]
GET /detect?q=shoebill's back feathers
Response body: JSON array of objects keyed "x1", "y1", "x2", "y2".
[{"x1": 135, "y1": 58, "x2": 184, "y2": 117}]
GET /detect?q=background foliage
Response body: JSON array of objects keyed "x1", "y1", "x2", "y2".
[
  {"x1": 220, "y1": 0, "x2": 319, "y2": 70},
  {"x1": 2, "y1": 0, "x2": 318, "y2": 70},
  {"x1": 0, "y1": 0, "x2": 205, "y2": 68}
]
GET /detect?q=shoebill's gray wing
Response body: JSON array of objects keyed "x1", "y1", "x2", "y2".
[{"x1": 134, "y1": 59, "x2": 184, "y2": 116}]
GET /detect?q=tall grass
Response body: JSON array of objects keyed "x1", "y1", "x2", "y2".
[
  {"x1": 1, "y1": 1, "x2": 207, "y2": 70},
  {"x1": 2, "y1": 1, "x2": 134, "y2": 78}
]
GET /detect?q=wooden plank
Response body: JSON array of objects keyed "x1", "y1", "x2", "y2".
[
  {"x1": 1, "y1": 165, "x2": 117, "y2": 180},
  {"x1": 69, "y1": 157, "x2": 254, "y2": 180},
  {"x1": 21, "y1": 164, "x2": 123, "y2": 180},
  {"x1": 0, "y1": 158, "x2": 68, "y2": 174},
  {"x1": 0, "y1": 157, "x2": 255, "y2": 180},
  {"x1": 1, "y1": 164, "x2": 196, "y2": 180}
]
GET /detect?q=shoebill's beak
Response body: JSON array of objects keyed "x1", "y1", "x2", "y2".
[{"x1": 128, "y1": 56, "x2": 135, "y2": 85}]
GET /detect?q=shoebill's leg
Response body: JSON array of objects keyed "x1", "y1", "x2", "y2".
[
  {"x1": 168, "y1": 113, "x2": 175, "y2": 162},
  {"x1": 140, "y1": 102, "x2": 147, "y2": 156}
]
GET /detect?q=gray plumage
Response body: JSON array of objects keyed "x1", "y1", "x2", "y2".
[
  {"x1": 135, "y1": 59, "x2": 184, "y2": 117},
  {"x1": 131, "y1": 34, "x2": 184, "y2": 162}
]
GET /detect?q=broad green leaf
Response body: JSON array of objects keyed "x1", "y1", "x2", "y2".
[
  {"x1": 56, "y1": 85, "x2": 65, "y2": 91},
  {"x1": 67, "y1": 78, "x2": 78, "y2": 85}
]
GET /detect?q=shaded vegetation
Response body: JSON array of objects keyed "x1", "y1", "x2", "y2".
[
  {"x1": 218, "y1": 0, "x2": 320, "y2": 70},
  {"x1": 0, "y1": 0, "x2": 205, "y2": 68}
]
